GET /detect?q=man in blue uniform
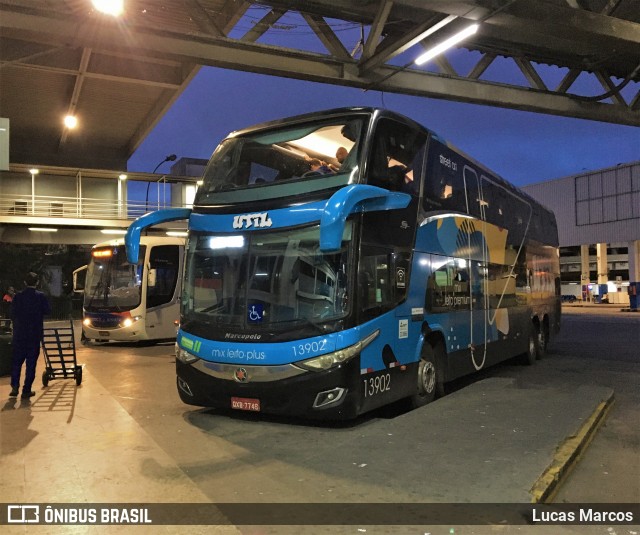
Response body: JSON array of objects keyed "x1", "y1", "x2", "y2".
[{"x1": 9, "y1": 272, "x2": 51, "y2": 399}]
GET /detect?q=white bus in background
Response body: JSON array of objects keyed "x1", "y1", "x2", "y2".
[{"x1": 78, "y1": 236, "x2": 185, "y2": 343}]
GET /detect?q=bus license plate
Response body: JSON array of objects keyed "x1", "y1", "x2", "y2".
[{"x1": 231, "y1": 397, "x2": 260, "y2": 412}]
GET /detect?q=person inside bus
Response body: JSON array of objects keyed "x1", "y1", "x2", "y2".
[
  {"x1": 328, "y1": 146, "x2": 349, "y2": 172},
  {"x1": 304, "y1": 158, "x2": 334, "y2": 176},
  {"x1": 9, "y1": 272, "x2": 51, "y2": 399}
]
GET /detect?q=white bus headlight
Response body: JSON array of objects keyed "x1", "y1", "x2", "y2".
[
  {"x1": 296, "y1": 330, "x2": 379, "y2": 371},
  {"x1": 122, "y1": 316, "x2": 141, "y2": 328},
  {"x1": 175, "y1": 344, "x2": 199, "y2": 364}
]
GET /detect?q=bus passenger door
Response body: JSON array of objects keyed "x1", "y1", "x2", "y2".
[
  {"x1": 145, "y1": 245, "x2": 182, "y2": 339},
  {"x1": 463, "y1": 166, "x2": 489, "y2": 369}
]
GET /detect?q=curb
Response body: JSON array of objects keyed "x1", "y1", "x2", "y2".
[{"x1": 530, "y1": 392, "x2": 615, "y2": 503}]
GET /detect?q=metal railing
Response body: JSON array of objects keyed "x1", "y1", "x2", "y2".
[{"x1": 0, "y1": 194, "x2": 179, "y2": 221}]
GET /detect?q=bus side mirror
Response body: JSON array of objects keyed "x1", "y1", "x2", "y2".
[
  {"x1": 73, "y1": 265, "x2": 87, "y2": 293},
  {"x1": 148, "y1": 268, "x2": 157, "y2": 288}
]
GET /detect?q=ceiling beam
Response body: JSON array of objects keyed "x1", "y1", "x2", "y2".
[
  {"x1": 182, "y1": 0, "x2": 225, "y2": 37},
  {"x1": 240, "y1": 8, "x2": 286, "y2": 43},
  {"x1": 301, "y1": 13, "x2": 352, "y2": 61},
  {"x1": 358, "y1": 14, "x2": 457, "y2": 75},
  {"x1": 391, "y1": 0, "x2": 640, "y2": 52},
  {"x1": 361, "y1": 0, "x2": 393, "y2": 60},
  {"x1": 1, "y1": 4, "x2": 638, "y2": 127},
  {"x1": 514, "y1": 57, "x2": 548, "y2": 91},
  {"x1": 59, "y1": 47, "x2": 91, "y2": 148},
  {"x1": 218, "y1": 0, "x2": 251, "y2": 35},
  {"x1": 0, "y1": 58, "x2": 184, "y2": 89}
]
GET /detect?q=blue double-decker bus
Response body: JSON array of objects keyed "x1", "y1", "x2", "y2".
[{"x1": 125, "y1": 108, "x2": 560, "y2": 419}]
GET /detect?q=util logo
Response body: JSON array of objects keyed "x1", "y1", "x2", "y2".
[{"x1": 233, "y1": 212, "x2": 272, "y2": 229}]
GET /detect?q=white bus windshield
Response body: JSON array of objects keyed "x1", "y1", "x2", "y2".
[
  {"x1": 84, "y1": 245, "x2": 146, "y2": 312},
  {"x1": 182, "y1": 225, "x2": 352, "y2": 336},
  {"x1": 195, "y1": 117, "x2": 364, "y2": 204}
]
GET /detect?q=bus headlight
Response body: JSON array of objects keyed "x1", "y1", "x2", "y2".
[
  {"x1": 122, "y1": 316, "x2": 142, "y2": 328},
  {"x1": 296, "y1": 330, "x2": 379, "y2": 371},
  {"x1": 175, "y1": 344, "x2": 199, "y2": 364}
]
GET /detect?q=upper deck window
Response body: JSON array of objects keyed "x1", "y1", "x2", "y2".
[
  {"x1": 195, "y1": 116, "x2": 365, "y2": 205},
  {"x1": 367, "y1": 118, "x2": 427, "y2": 195}
]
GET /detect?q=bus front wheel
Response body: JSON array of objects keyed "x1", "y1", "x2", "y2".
[
  {"x1": 536, "y1": 322, "x2": 548, "y2": 359},
  {"x1": 410, "y1": 343, "x2": 443, "y2": 408},
  {"x1": 522, "y1": 327, "x2": 537, "y2": 366}
]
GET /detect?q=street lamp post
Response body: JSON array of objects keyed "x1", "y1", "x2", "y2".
[{"x1": 145, "y1": 154, "x2": 176, "y2": 212}]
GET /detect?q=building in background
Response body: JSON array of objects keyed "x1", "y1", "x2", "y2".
[{"x1": 523, "y1": 161, "x2": 640, "y2": 309}]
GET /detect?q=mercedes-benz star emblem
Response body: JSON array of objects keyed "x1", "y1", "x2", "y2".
[{"x1": 234, "y1": 367, "x2": 248, "y2": 383}]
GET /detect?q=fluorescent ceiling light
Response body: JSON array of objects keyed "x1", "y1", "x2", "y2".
[
  {"x1": 415, "y1": 24, "x2": 479, "y2": 66},
  {"x1": 29, "y1": 168, "x2": 39, "y2": 175},
  {"x1": 119, "y1": 174, "x2": 127, "y2": 180},
  {"x1": 29, "y1": 227, "x2": 57, "y2": 232},
  {"x1": 166, "y1": 231, "x2": 188, "y2": 237},
  {"x1": 101, "y1": 229, "x2": 127, "y2": 235}
]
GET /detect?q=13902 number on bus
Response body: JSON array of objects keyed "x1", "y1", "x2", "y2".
[{"x1": 363, "y1": 373, "x2": 391, "y2": 397}]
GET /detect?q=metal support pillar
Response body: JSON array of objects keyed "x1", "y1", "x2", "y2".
[
  {"x1": 596, "y1": 243, "x2": 608, "y2": 303},
  {"x1": 629, "y1": 240, "x2": 639, "y2": 311},
  {"x1": 580, "y1": 244, "x2": 590, "y2": 302}
]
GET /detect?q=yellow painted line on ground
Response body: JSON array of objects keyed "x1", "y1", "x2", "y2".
[{"x1": 530, "y1": 394, "x2": 615, "y2": 503}]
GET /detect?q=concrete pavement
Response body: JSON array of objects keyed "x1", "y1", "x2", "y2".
[{"x1": 0, "y1": 316, "x2": 620, "y2": 533}]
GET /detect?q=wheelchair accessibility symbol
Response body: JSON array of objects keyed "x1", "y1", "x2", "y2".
[{"x1": 248, "y1": 304, "x2": 264, "y2": 322}]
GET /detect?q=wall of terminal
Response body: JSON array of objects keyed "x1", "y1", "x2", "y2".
[
  {"x1": 523, "y1": 161, "x2": 639, "y2": 304},
  {"x1": 522, "y1": 161, "x2": 640, "y2": 247}
]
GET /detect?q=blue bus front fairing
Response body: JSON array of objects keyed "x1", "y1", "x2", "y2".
[
  {"x1": 175, "y1": 309, "x2": 422, "y2": 418},
  {"x1": 125, "y1": 186, "x2": 415, "y2": 418}
]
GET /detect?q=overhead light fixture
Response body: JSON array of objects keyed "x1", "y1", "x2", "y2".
[
  {"x1": 92, "y1": 0, "x2": 124, "y2": 16},
  {"x1": 64, "y1": 115, "x2": 78, "y2": 129},
  {"x1": 101, "y1": 229, "x2": 127, "y2": 235},
  {"x1": 196, "y1": 180, "x2": 204, "y2": 186},
  {"x1": 166, "y1": 231, "x2": 188, "y2": 237},
  {"x1": 415, "y1": 23, "x2": 479, "y2": 66},
  {"x1": 119, "y1": 174, "x2": 128, "y2": 180},
  {"x1": 29, "y1": 227, "x2": 58, "y2": 232},
  {"x1": 29, "y1": 168, "x2": 39, "y2": 176}
]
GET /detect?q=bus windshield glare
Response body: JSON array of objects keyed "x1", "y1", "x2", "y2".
[
  {"x1": 182, "y1": 224, "x2": 352, "y2": 339},
  {"x1": 195, "y1": 116, "x2": 365, "y2": 205},
  {"x1": 84, "y1": 245, "x2": 145, "y2": 312}
]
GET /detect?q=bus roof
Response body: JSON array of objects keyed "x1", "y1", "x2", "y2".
[
  {"x1": 223, "y1": 106, "x2": 555, "y2": 222},
  {"x1": 92, "y1": 235, "x2": 185, "y2": 249}
]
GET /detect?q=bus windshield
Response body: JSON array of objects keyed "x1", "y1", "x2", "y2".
[
  {"x1": 84, "y1": 245, "x2": 145, "y2": 312},
  {"x1": 182, "y1": 224, "x2": 352, "y2": 339},
  {"x1": 195, "y1": 116, "x2": 365, "y2": 205}
]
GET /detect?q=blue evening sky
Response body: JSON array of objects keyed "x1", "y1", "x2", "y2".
[{"x1": 127, "y1": 12, "x2": 639, "y2": 187}]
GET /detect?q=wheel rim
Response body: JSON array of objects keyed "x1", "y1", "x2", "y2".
[
  {"x1": 538, "y1": 329, "x2": 546, "y2": 350},
  {"x1": 419, "y1": 360, "x2": 436, "y2": 395}
]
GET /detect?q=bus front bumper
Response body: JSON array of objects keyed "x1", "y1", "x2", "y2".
[
  {"x1": 82, "y1": 322, "x2": 146, "y2": 342},
  {"x1": 175, "y1": 358, "x2": 362, "y2": 420}
]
